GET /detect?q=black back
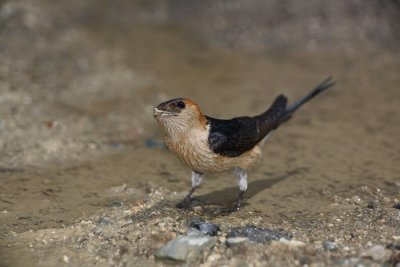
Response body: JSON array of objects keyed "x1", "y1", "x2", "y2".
[{"x1": 206, "y1": 95, "x2": 287, "y2": 157}]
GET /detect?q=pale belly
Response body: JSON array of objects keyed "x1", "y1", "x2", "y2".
[{"x1": 165, "y1": 134, "x2": 263, "y2": 174}]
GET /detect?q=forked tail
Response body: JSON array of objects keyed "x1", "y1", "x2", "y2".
[
  {"x1": 280, "y1": 76, "x2": 335, "y2": 123},
  {"x1": 255, "y1": 77, "x2": 335, "y2": 141}
]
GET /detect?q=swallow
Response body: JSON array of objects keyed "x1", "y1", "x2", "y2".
[{"x1": 154, "y1": 77, "x2": 335, "y2": 211}]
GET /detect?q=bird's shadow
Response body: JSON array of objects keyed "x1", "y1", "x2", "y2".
[
  {"x1": 125, "y1": 168, "x2": 306, "y2": 224},
  {"x1": 194, "y1": 168, "x2": 305, "y2": 208}
]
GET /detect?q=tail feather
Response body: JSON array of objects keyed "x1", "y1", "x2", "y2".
[
  {"x1": 255, "y1": 77, "x2": 335, "y2": 142},
  {"x1": 280, "y1": 77, "x2": 335, "y2": 123}
]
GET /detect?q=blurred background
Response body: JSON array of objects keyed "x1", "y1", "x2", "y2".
[{"x1": 0, "y1": 0, "x2": 399, "y2": 168}]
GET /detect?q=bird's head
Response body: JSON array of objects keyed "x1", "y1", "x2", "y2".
[{"x1": 154, "y1": 98, "x2": 206, "y2": 135}]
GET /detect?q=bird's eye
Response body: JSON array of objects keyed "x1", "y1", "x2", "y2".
[{"x1": 177, "y1": 101, "x2": 185, "y2": 109}]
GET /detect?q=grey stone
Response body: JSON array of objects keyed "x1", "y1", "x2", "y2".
[
  {"x1": 226, "y1": 237, "x2": 251, "y2": 247},
  {"x1": 155, "y1": 234, "x2": 216, "y2": 262},
  {"x1": 226, "y1": 226, "x2": 291, "y2": 244},
  {"x1": 187, "y1": 228, "x2": 203, "y2": 236},
  {"x1": 97, "y1": 217, "x2": 112, "y2": 225},
  {"x1": 361, "y1": 245, "x2": 392, "y2": 262},
  {"x1": 323, "y1": 240, "x2": 339, "y2": 251},
  {"x1": 387, "y1": 243, "x2": 400, "y2": 250},
  {"x1": 188, "y1": 218, "x2": 220, "y2": 236}
]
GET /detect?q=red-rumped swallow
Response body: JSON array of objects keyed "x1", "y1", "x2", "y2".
[{"x1": 154, "y1": 77, "x2": 335, "y2": 211}]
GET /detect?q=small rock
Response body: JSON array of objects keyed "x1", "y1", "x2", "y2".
[
  {"x1": 108, "y1": 200, "x2": 124, "y2": 207},
  {"x1": 393, "y1": 202, "x2": 400, "y2": 209},
  {"x1": 188, "y1": 218, "x2": 219, "y2": 236},
  {"x1": 207, "y1": 253, "x2": 221, "y2": 262},
  {"x1": 277, "y1": 239, "x2": 305, "y2": 248},
  {"x1": 94, "y1": 218, "x2": 114, "y2": 236},
  {"x1": 226, "y1": 237, "x2": 251, "y2": 248},
  {"x1": 362, "y1": 245, "x2": 392, "y2": 261},
  {"x1": 226, "y1": 226, "x2": 291, "y2": 244},
  {"x1": 342, "y1": 246, "x2": 350, "y2": 251},
  {"x1": 94, "y1": 226, "x2": 103, "y2": 235},
  {"x1": 186, "y1": 228, "x2": 203, "y2": 236},
  {"x1": 367, "y1": 201, "x2": 377, "y2": 209},
  {"x1": 387, "y1": 243, "x2": 400, "y2": 250},
  {"x1": 218, "y1": 236, "x2": 226, "y2": 243},
  {"x1": 323, "y1": 240, "x2": 339, "y2": 251},
  {"x1": 155, "y1": 235, "x2": 216, "y2": 263},
  {"x1": 351, "y1": 196, "x2": 361, "y2": 204},
  {"x1": 97, "y1": 217, "x2": 112, "y2": 225},
  {"x1": 62, "y1": 255, "x2": 69, "y2": 264}
]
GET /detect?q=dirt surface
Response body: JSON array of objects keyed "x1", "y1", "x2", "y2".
[{"x1": 1, "y1": 1, "x2": 400, "y2": 266}]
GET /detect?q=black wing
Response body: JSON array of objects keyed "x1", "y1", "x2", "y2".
[
  {"x1": 207, "y1": 116, "x2": 259, "y2": 157},
  {"x1": 206, "y1": 95, "x2": 288, "y2": 157}
]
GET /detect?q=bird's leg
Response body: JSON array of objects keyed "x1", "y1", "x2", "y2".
[
  {"x1": 224, "y1": 167, "x2": 248, "y2": 212},
  {"x1": 233, "y1": 167, "x2": 248, "y2": 210},
  {"x1": 176, "y1": 171, "x2": 203, "y2": 209}
]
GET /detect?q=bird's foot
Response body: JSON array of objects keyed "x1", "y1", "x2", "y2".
[
  {"x1": 176, "y1": 188, "x2": 197, "y2": 209},
  {"x1": 220, "y1": 192, "x2": 245, "y2": 213},
  {"x1": 177, "y1": 194, "x2": 203, "y2": 209},
  {"x1": 176, "y1": 196, "x2": 193, "y2": 209}
]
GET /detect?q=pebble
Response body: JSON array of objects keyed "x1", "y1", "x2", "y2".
[
  {"x1": 188, "y1": 218, "x2": 220, "y2": 236},
  {"x1": 155, "y1": 235, "x2": 216, "y2": 263},
  {"x1": 186, "y1": 228, "x2": 203, "y2": 236},
  {"x1": 387, "y1": 243, "x2": 400, "y2": 250},
  {"x1": 393, "y1": 202, "x2": 400, "y2": 209},
  {"x1": 226, "y1": 226, "x2": 291, "y2": 244},
  {"x1": 108, "y1": 200, "x2": 124, "y2": 207},
  {"x1": 367, "y1": 201, "x2": 377, "y2": 209},
  {"x1": 218, "y1": 236, "x2": 226, "y2": 243},
  {"x1": 226, "y1": 237, "x2": 251, "y2": 248},
  {"x1": 323, "y1": 240, "x2": 339, "y2": 251},
  {"x1": 97, "y1": 217, "x2": 112, "y2": 225},
  {"x1": 351, "y1": 196, "x2": 361, "y2": 204},
  {"x1": 62, "y1": 255, "x2": 69, "y2": 264},
  {"x1": 361, "y1": 245, "x2": 391, "y2": 261},
  {"x1": 275, "y1": 239, "x2": 305, "y2": 248}
]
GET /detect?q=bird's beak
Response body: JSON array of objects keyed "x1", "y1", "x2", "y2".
[
  {"x1": 154, "y1": 107, "x2": 177, "y2": 119},
  {"x1": 153, "y1": 107, "x2": 164, "y2": 118}
]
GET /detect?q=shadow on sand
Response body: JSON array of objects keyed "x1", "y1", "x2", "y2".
[{"x1": 196, "y1": 168, "x2": 305, "y2": 208}]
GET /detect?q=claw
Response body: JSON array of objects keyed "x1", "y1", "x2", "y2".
[
  {"x1": 176, "y1": 187, "x2": 197, "y2": 209},
  {"x1": 176, "y1": 196, "x2": 193, "y2": 209}
]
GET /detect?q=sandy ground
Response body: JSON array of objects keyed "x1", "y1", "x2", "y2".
[{"x1": 1, "y1": 1, "x2": 400, "y2": 266}]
